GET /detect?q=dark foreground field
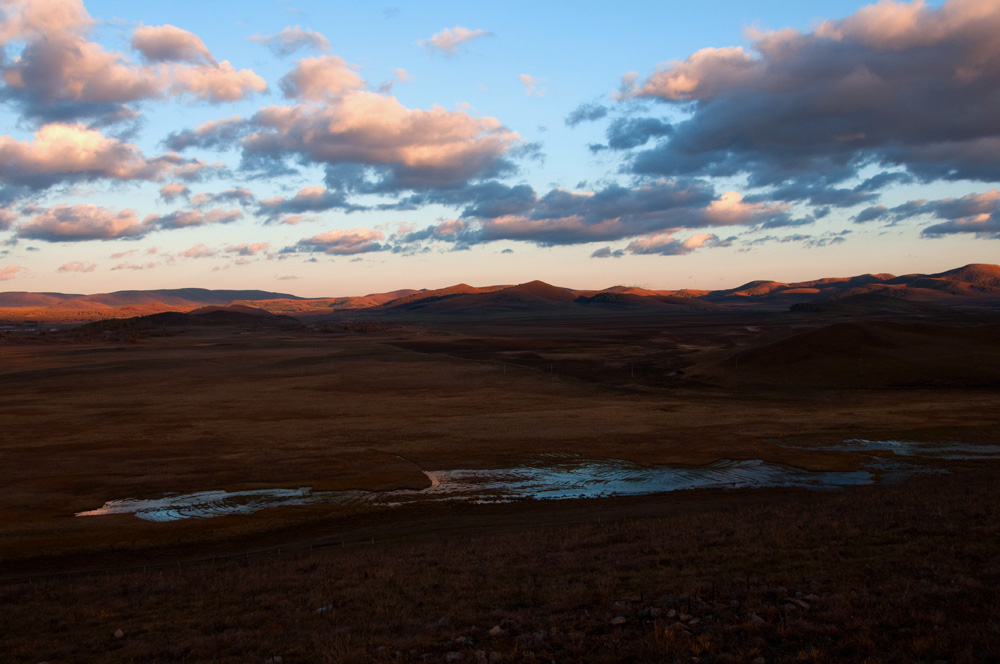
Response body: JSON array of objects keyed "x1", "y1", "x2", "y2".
[
  {"x1": 2, "y1": 472, "x2": 998, "y2": 663},
  {"x1": 2, "y1": 304, "x2": 999, "y2": 662}
]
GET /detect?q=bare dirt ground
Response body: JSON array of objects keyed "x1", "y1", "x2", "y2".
[{"x1": 1, "y1": 306, "x2": 998, "y2": 661}]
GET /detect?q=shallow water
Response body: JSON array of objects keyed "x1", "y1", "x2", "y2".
[
  {"x1": 76, "y1": 439, "x2": 1000, "y2": 522},
  {"x1": 834, "y1": 439, "x2": 1000, "y2": 460},
  {"x1": 76, "y1": 457, "x2": 873, "y2": 522}
]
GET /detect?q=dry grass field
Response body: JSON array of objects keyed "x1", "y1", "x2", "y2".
[{"x1": 2, "y1": 304, "x2": 999, "y2": 662}]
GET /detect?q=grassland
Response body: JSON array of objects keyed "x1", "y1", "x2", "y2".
[{"x1": 2, "y1": 305, "x2": 999, "y2": 662}]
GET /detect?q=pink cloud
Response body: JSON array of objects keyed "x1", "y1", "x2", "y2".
[
  {"x1": 279, "y1": 55, "x2": 366, "y2": 101},
  {"x1": 296, "y1": 228, "x2": 384, "y2": 254},
  {"x1": 17, "y1": 204, "x2": 150, "y2": 241},
  {"x1": 0, "y1": 265, "x2": 26, "y2": 280},
  {"x1": 132, "y1": 24, "x2": 214, "y2": 64},
  {"x1": 145, "y1": 208, "x2": 242, "y2": 229},
  {"x1": 57, "y1": 260, "x2": 97, "y2": 272},
  {"x1": 702, "y1": 192, "x2": 789, "y2": 226},
  {"x1": 0, "y1": 0, "x2": 265, "y2": 122},
  {"x1": 159, "y1": 182, "x2": 190, "y2": 203},
  {"x1": 179, "y1": 244, "x2": 214, "y2": 258},
  {"x1": 224, "y1": 242, "x2": 270, "y2": 256},
  {"x1": 244, "y1": 93, "x2": 518, "y2": 188},
  {"x1": 0, "y1": 123, "x2": 212, "y2": 190}
]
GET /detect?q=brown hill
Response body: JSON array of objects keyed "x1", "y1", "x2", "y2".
[
  {"x1": 384, "y1": 280, "x2": 578, "y2": 315},
  {"x1": 0, "y1": 292, "x2": 79, "y2": 307},
  {"x1": 932, "y1": 263, "x2": 1000, "y2": 288},
  {"x1": 187, "y1": 304, "x2": 277, "y2": 317},
  {"x1": 692, "y1": 320, "x2": 1000, "y2": 388}
]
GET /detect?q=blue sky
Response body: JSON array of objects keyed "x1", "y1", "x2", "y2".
[{"x1": 1, "y1": 0, "x2": 996, "y2": 297}]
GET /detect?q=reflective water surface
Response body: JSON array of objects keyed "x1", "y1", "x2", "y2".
[{"x1": 75, "y1": 440, "x2": 1000, "y2": 521}]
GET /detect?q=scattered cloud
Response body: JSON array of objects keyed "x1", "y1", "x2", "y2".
[
  {"x1": 279, "y1": 55, "x2": 365, "y2": 101},
  {"x1": 0, "y1": 265, "x2": 25, "y2": 280},
  {"x1": 145, "y1": 208, "x2": 242, "y2": 230},
  {"x1": 0, "y1": 123, "x2": 208, "y2": 191},
  {"x1": 0, "y1": 0, "x2": 266, "y2": 124},
  {"x1": 132, "y1": 24, "x2": 215, "y2": 64},
  {"x1": 17, "y1": 204, "x2": 150, "y2": 242},
  {"x1": 249, "y1": 26, "x2": 331, "y2": 56},
  {"x1": 259, "y1": 186, "x2": 358, "y2": 220},
  {"x1": 293, "y1": 228, "x2": 385, "y2": 254},
  {"x1": 159, "y1": 183, "x2": 190, "y2": 203},
  {"x1": 57, "y1": 261, "x2": 97, "y2": 272},
  {"x1": 619, "y1": 0, "x2": 1000, "y2": 191},
  {"x1": 419, "y1": 26, "x2": 490, "y2": 56},
  {"x1": 565, "y1": 102, "x2": 609, "y2": 127},
  {"x1": 519, "y1": 74, "x2": 545, "y2": 97}
]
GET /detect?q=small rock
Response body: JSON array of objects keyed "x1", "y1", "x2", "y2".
[
  {"x1": 445, "y1": 652, "x2": 463, "y2": 663},
  {"x1": 474, "y1": 650, "x2": 488, "y2": 664},
  {"x1": 748, "y1": 613, "x2": 765, "y2": 624},
  {"x1": 667, "y1": 609, "x2": 677, "y2": 619},
  {"x1": 488, "y1": 626, "x2": 504, "y2": 637},
  {"x1": 687, "y1": 618, "x2": 700, "y2": 626},
  {"x1": 782, "y1": 603, "x2": 797, "y2": 611},
  {"x1": 454, "y1": 636, "x2": 473, "y2": 647},
  {"x1": 753, "y1": 658, "x2": 766, "y2": 664},
  {"x1": 316, "y1": 605, "x2": 332, "y2": 613},
  {"x1": 804, "y1": 594, "x2": 820, "y2": 603},
  {"x1": 113, "y1": 629, "x2": 124, "y2": 639},
  {"x1": 791, "y1": 599, "x2": 811, "y2": 610},
  {"x1": 265, "y1": 658, "x2": 283, "y2": 664},
  {"x1": 679, "y1": 613, "x2": 692, "y2": 621},
  {"x1": 610, "y1": 616, "x2": 627, "y2": 625},
  {"x1": 489, "y1": 652, "x2": 503, "y2": 664},
  {"x1": 638, "y1": 606, "x2": 661, "y2": 620}
]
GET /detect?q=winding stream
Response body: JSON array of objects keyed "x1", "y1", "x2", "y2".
[{"x1": 75, "y1": 440, "x2": 999, "y2": 522}]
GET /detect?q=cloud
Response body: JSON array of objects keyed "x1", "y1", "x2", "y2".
[
  {"x1": 0, "y1": 122, "x2": 217, "y2": 191},
  {"x1": 619, "y1": 0, "x2": 1000, "y2": 191},
  {"x1": 294, "y1": 228, "x2": 385, "y2": 254},
  {"x1": 419, "y1": 26, "x2": 490, "y2": 56},
  {"x1": 0, "y1": 265, "x2": 25, "y2": 280},
  {"x1": 145, "y1": 208, "x2": 242, "y2": 230},
  {"x1": 625, "y1": 232, "x2": 721, "y2": 256},
  {"x1": 236, "y1": 94, "x2": 519, "y2": 190},
  {"x1": 519, "y1": 74, "x2": 544, "y2": 97},
  {"x1": 17, "y1": 204, "x2": 150, "y2": 241},
  {"x1": 920, "y1": 189, "x2": 1000, "y2": 238},
  {"x1": 393, "y1": 180, "x2": 790, "y2": 249},
  {"x1": 159, "y1": 182, "x2": 190, "y2": 203},
  {"x1": 249, "y1": 26, "x2": 331, "y2": 56},
  {"x1": 603, "y1": 117, "x2": 672, "y2": 150},
  {"x1": 132, "y1": 24, "x2": 214, "y2": 64},
  {"x1": 565, "y1": 101, "x2": 609, "y2": 127},
  {"x1": 111, "y1": 261, "x2": 157, "y2": 271},
  {"x1": 179, "y1": 244, "x2": 214, "y2": 258},
  {"x1": 259, "y1": 185, "x2": 358, "y2": 220},
  {"x1": 57, "y1": 260, "x2": 96, "y2": 272},
  {"x1": 224, "y1": 242, "x2": 269, "y2": 256},
  {"x1": 590, "y1": 246, "x2": 623, "y2": 259},
  {"x1": 163, "y1": 116, "x2": 247, "y2": 151},
  {"x1": 0, "y1": 0, "x2": 266, "y2": 123},
  {"x1": 279, "y1": 55, "x2": 366, "y2": 101},
  {"x1": 0, "y1": 207, "x2": 17, "y2": 230},
  {"x1": 190, "y1": 187, "x2": 256, "y2": 208}
]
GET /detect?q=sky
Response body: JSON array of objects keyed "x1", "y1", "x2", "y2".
[{"x1": 0, "y1": 0, "x2": 998, "y2": 297}]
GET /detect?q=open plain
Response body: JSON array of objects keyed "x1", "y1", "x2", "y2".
[{"x1": 2, "y1": 269, "x2": 1000, "y2": 662}]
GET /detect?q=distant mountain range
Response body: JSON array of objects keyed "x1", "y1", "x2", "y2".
[{"x1": 2, "y1": 264, "x2": 999, "y2": 322}]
